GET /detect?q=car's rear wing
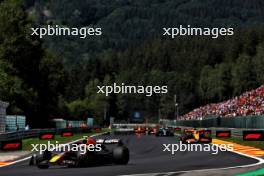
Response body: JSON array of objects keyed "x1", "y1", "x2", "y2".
[{"x1": 96, "y1": 139, "x2": 121, "y2": 144}]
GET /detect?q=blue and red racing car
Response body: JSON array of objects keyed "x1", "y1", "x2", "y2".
[{"x1": 30, "y1": 137, "x2": 129, "y2": 169}]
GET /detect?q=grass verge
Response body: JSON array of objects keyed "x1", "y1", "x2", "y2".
[{"x1": 213, "y1": 136, "x2": 264, "y2": 150}]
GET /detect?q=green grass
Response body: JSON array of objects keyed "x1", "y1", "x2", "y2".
[
  {"x1": 22, "y1": 128, "x2": 110, "y2": 151},
  {"x1": 237, "y1": 168, "x2": 264, "y2": 176},
  {"x1": 22, "y1": 133, "x2": 90, "y2": 151},
  {"x1": 213, "y1": 136, "x2": 264, "y2": 150},
  {"x1": 175, "y1": 130, "x2": 184, "y2": 134}
]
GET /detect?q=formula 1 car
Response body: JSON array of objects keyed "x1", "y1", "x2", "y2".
[
  {"x1": 30, "y1": 137, "x2": 129, "y2": 169},
  {"x1": 147, "y1": 127, "x2": 158, "y2": 135},
  {"x1": 180, "y1": 129, "x2": 212, "y2": 143},
  {"x1": 155, "y1": 128, "x2": 174, "y2": 136},
  {"x1": 134, "y1": 126, "x2": 146, "y2": 134}
]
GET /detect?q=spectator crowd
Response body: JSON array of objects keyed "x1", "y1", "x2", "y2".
[{"x1": 179, "y1": 85, "x2": 264, "y2": 120}]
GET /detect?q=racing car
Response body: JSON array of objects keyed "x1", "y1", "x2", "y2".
[
  {"x1": 134, "y1": 126, "x2": 146, "y2": 134},
  {"x1": 155, "y1": 127, "x2": 174, "y2": 136},
  {"x1": 147, "y1": 127, "x2": 158, "y2": 135},
  {"x1": 30, "y1": 137, "x2": 129, "y2": 169},
  {"x1": 180, "y1": 129, "x2": 212, "y2": 143}
]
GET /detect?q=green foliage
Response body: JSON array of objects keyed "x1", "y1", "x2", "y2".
[
  {"x1": 231, "y1": 54, "x2": 257, "y2": 95},
  {"x1": 199, "y1": 63, "x2": 232, "y2": 101},
  {"x1": 67, "y1": 78, "x2": 110, "y2": 124},
  {"x1": 253, "y1": 44, "x2": 264, "y2": 84},
  {"x1": 1, "y1": 0, "x2": 264, "y2": 125},
  {"x1": 0, "y1": 0, "x2": 66, "y2": 127}
]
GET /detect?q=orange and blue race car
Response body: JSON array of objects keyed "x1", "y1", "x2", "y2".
[
  {"x1": 180, "y1": 129, "x2": 212, "y2": 143},
  {"x1": 134, "y1": 126, "x2": 146, "y2": 134}
]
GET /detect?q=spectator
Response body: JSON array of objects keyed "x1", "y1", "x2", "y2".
[{"x1": 179, "y1": 85, "x2": 264, "y2": 120}]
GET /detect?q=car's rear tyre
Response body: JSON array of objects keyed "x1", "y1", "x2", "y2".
[
  {"x1": 36, "y1": 157, "x2": 50, "y2": 169},
  {"x1": 36, "y1": 150, "x2": 52, "y2": 169},
  {"x1": 29, "y1": 155, "x2": 36, "y2": 165},
  {"x1": 113, "y1": 146, "x2": 129, "y2": 165},
  {"x1": 73, "y1": 150, "x2": 88, "y2": 167},
  {"x1": 37, "y1": 162, "x2": 50, "y2": 169}
]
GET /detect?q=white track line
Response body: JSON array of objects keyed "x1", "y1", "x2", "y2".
[{"x1": 0, "y1": 132, "x2": 108, "y2": 168}]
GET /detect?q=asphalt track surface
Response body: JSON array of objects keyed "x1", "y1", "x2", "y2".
[{"x1": 0, "y1": 134, "x2": 258, "y2": 176}]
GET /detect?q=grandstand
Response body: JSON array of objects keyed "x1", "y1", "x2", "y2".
[{"x1": 179, "y1": 85, "x2": 264, "y2": 120}]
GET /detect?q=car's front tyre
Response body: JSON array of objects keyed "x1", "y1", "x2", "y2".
[
  {"x1": 36, "y1": 150, "x2": 52, "y2": 169},
  {"x1": 113, "y1": 146, "x2": 129, "y2": 165}
]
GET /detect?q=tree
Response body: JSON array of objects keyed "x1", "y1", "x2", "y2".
[
  {"x1": 232, "y1": 54, "x2": 257, "y2": 95},
  {"x1": 253, "y1": 44, "x2": 264, "y2": 84},
  {"x1": 0, "y1": 0, "x2": 66, "y2": 127}
]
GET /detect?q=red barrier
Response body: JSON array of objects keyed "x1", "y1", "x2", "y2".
[
  {"x1": 61, "y1": 132, "x2": 74, "y2": 137},
  {"x1": 243, "y1": 131, "x2": 264, "y2": 141},
  {"x1": 39, "y1": 133, "x2": 55, "y2": 140},
  {"x1": 1, "y1": 140, "x2": 22, "y2": 151},
  {"x1": 216, "y1": 131, "x2": 231, "y2": 138}
]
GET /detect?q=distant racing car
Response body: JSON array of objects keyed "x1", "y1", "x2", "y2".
[
  {"x1": 155, "y1": 128, "x2": 174, "y2": 136},
  {"x1": 134, "y1": 126, "x2": 146, "y2": 134},
  {"x1": 30, "y1": 137, "x2": 129, "y2": 169},
  {"x1": 147, "y1": 127, "x2": 158, "y2": 135},
  {"x1": 180, "y1": 129, "x2": 212, "y2": 143}
]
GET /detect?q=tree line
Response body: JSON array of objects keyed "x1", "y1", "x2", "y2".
[{"x1": 0, "y1": 0, "x2": 263, "y2": 127}]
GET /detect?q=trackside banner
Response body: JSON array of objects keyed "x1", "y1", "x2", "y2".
[
  {"x1": 0, "y1": 139, "x2": 22, "y2": 151},
  {"x1": 216, "y1": 131, "x2": 231, "y2": 138},
  {"x1": 243, "y1": 130, "x2": 264, "y2": 141},
  {"x1": 39, "y1": 133, "x2": 55, "y2": 140},
  {"x1": 174, "y1": 127, "x2": 181, "y2": 131},
  {"x1": 61, "y1": 131, "x2": 74, "y2": 137}
]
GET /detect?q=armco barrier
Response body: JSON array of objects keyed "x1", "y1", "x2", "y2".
[
  {"x1": 166, "y1": 115, "x2": 264, "y2": 129},
  {"x1": 0, "y1": 127, "x2": 92, "y2": 150},
  {"x1": 0, "y1": 127, "x2": 91, "y2": 142},
  {"x1": 113, "y1": 123, "x2": 157, "y2": 128}
]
